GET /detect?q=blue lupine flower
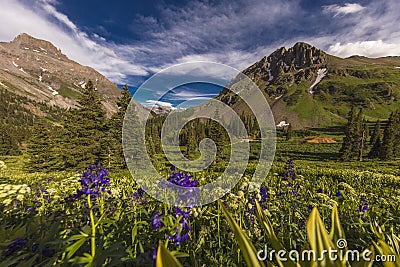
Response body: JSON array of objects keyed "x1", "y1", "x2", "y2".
[
  {"x1": 308, "y1": 205, "x2": 314, "y2": 213},
  {"x1": 152, "y1": 212, "x2": 164, "y2": 230},
  {"x1": 283, "y1": 159, "x2": 295, "y2": 181},
  {"x1": 73, "y1": 163, "x2": 110, "y2": 199},
  {"x1": 358, "y1": 196, "x2": 369, "y2": 219},
  {"x1": 336, "y1": 191, "x2": 342, "y2": 197},
  {"x1": 2, "y1": 237, "x2": 27, "y2": 257},
  {"x1": 260, "y1": 186, "x2": 267, "y2": 203},
  {"x1": 317, "y1": 188, "x2": 323, "y2": 193},
  {"x1": 33, "y1": 243, "x2": 52, "y2": 257}
]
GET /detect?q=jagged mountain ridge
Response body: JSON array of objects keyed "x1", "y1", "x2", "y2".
[
  {"x1": 218, "y1": 42, "x2": 400, "y2": 129},
  {"x1": 0, "y1": 33, "x2": 121, "y2": 116}
]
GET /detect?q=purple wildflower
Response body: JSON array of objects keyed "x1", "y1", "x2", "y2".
[
  {"x1": 358, "y1": 196, "x2": 369, "y2": 219},
  {"x1": 152, "y1": 212, "x2": 164, "y2": 230},
  {"x1": 260, "y1": 186, "x2": 267, "y2": 203},
  {"x1": 336, "y1": 191, "x2": 342, "y2": 197},
  {"x1": 308, "y1": 205, "x2": 313, "y2": 213},
  {"x1": 2, "y1": 238, "x2": 27, "y2": 257},
  {"x1": 73, "y1": 163, "x2": 110, "y2": 200},
  {"x1": 317, "y1": 188, "x2": 323, "y2": 193}
]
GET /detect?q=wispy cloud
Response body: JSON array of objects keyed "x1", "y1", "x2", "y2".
[
  {"x1": 329, "y1": 40, "x2": 398, "y2": 58},
  {"x1": 1, "y1": 0, "x2": 399, "y2": 87},
  {"x1": 0, "y1": 0, "x2": 148, "y2": 82},
  {"x1": 323, "y1": 3, "x2": 366, "y2": 17}
]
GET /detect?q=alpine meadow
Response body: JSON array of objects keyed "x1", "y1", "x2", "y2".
[{"x1": 1, "y1": 1, "x2": 400, "y2": 267}]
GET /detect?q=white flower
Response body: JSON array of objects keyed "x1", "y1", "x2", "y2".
[{"x1": 2, "y1": 198, "x2": 12, "y2": 205}]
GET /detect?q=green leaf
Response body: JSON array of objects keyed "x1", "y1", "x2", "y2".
[
  {"x1": 156, "y1": 240, "x2": 183, "y2": 267},
  {"x1": 329, "y1": 205, "x2": 345, "y2": 245},
  {"x1": 306, "y1": 207, "x2": 345, "y2": 267},
  {"x1": 218, "y1": 200, "x2": 265, "y2": 267},
  {"x1": 255, "y1": 201, "x2": 298, "y2": 267},
  {"x1": 66, "y1": 236, "x2": 88, "y2": 259}
]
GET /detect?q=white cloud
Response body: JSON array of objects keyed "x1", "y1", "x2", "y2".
[
  {"x1": 328, "y1": 40, "x2": 399, "y2": 58},
  {"x1": 145, "y1": 100, "x2": 174, "y2": 108},
  {"x1": 323, "y1": 3, "x2": 366, "y2": 17}
]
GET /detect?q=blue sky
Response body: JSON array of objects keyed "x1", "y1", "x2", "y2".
[{"x1": 1, "y1": 0, "x2": 400, "y2": 106}]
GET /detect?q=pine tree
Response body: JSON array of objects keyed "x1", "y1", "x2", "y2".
[
  {"x1": 286, "y1": 124, "x2": 293, "y2": 141},
  {"x1": 0, "y1": 123, "x2": 21, "y2": 156},
  {"x1": 368, "y1": 120, "x2": 382, "y2": 158},
  {"x1": 368, "y1": 136, "x2": 382, "y2": 158},
  {"x1": 59, "y1": 81, "x2": 108, "y2": 170},
  {"x1": 357, "y1": 110, "x2": 366, "y2": 161},
  {"x1": 340, "y1": 107, "x2": 357, "y2": 161},
  {"x1": 380, "y1": 111, "x2": 396, "y2": 160},
  {"x1": 369, "y1": 120, "x2": 381, "y2": 146},
  {"x1": 105, "y1": 85, "x2": 138, "y2": 170},
  {"x1": 26, "y1": 119, "x2": 63, "y2": 171}
]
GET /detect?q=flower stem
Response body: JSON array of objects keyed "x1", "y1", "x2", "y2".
[{"x1": 87, "y1": 195, "x2": 96, "y2": 258}]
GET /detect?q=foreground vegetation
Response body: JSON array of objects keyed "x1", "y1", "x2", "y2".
[{"x1": 1, "y1": 136, "x2": 399, "y2": 266}]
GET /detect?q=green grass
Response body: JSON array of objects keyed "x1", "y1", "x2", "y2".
[
  {"x1": 1, "y1": 135, "x2": 399, "y2": 266},
  {"x1": 58, "y1": 83, "x2": 81, "y2": 99}
]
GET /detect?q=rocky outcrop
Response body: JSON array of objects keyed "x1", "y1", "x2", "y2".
[
  {"x1": 0, "y1": 33, "x2": 122, "y2": 116},
  {"x1": 243, "y1": 42, "x2": 327, "y2": 88}
]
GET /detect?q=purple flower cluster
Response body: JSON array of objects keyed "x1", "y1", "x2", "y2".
[
  {"x1": 73, "y1": 163, "x2": 110, "y2": 199},
  {"x1": 152, "y1": 212, "x2": 164, "y2": 230},
  {"x1": 167, "y1": 166, "x2": 198, "y2": 187},
  {"x1": 162, "y1": 166, "x2": 199, "y2": 206},
  {"x1": 132, "y1": 188, "x2": 147, "y2": 205},
  {"x1": 358, "y1": 196, "x2": 369, "y2": 219},
  {"x1": 151, "y1": 207, "x2": 193, "y2": 245},
  {"x1": 279, "y1": 159, "x2": 297, "y2": 196},
  {"x1": 2, "y1": 237, "x2": 27, "y2": 258},
  {"x1": 167, "y1": 207, "x2": 192, "y2": 244},
  {"x1": 33, "y1": 243, "x2": 52, "y2": 257},
  {"x1": 283, "y1": 158, "x2": 295, "y2": 181},
  {"x1": 245, "y1": 186, "x2": 268, "y2": 227}
]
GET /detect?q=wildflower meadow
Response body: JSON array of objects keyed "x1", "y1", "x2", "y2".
[{"x1": 0, "y1": 147, "x2": 399, "y2": 266}]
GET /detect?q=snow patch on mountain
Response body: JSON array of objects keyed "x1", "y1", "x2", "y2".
[
  {"x1": 0, "y1": 82, "x2": 9, "y2": 89},
  {"x1": 47, "y1": 85, "x2": 58, "y2": 96},
  {"x1": 309, "y1": 68, "x2": 327, "y2": 94}
]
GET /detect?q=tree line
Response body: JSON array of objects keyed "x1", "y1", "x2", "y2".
[
  {"x1": 26, "y1": 82, "x2": 138, "y2": 172},
  {"x1": 340, "y1": 107, "x2": 400, "y2": 161}
]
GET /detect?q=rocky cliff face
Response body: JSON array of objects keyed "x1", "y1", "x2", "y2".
[
  {"x1": 0, "y1": 33, "x2": 121, "y2": 116},
  {"x1": 243, "y1": 42, "x2": 327, "y2": 88}
]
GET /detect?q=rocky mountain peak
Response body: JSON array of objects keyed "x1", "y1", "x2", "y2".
[
  {"x1": 243, "y1": 42, "x2": 327, "y2": 87},
  {"x1": 8, "y1": 33, "x2": 67, "y2": 60},
  {"x1": 0, "y1": 33, "x2": 121, "y2": 116}
]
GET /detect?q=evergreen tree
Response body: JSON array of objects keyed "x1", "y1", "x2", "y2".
[
  {"x1": 368, "y1": 120, "x2": 382, "y2": 158},
  {"x1": 106, "y1": 85, "x2": 137, "y2": 170},
  {"x1": 340, "y1": 107, "x2": 357, "y2": 161},
  {"x1": 380, "y1": 110, "x2": 400, "y2": 160},
  {"x1": 0, "y1": 123, "x2": 21, "y2": 156},
  {"x1": 59, "y1": 81, "x2": 108, "y2": 170},
  {"x1": 286, "y1": 124, "x2": 293, "y2": 141},
  {"x1": 368, "y1": 135, "x2": 382, "y2": 158},
  {"x1": 369, "y1": 120, "x2": 381, "y2": 146},
  {"x1": 26, "y1": 119, "x2": 63, "y2": 171}
]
